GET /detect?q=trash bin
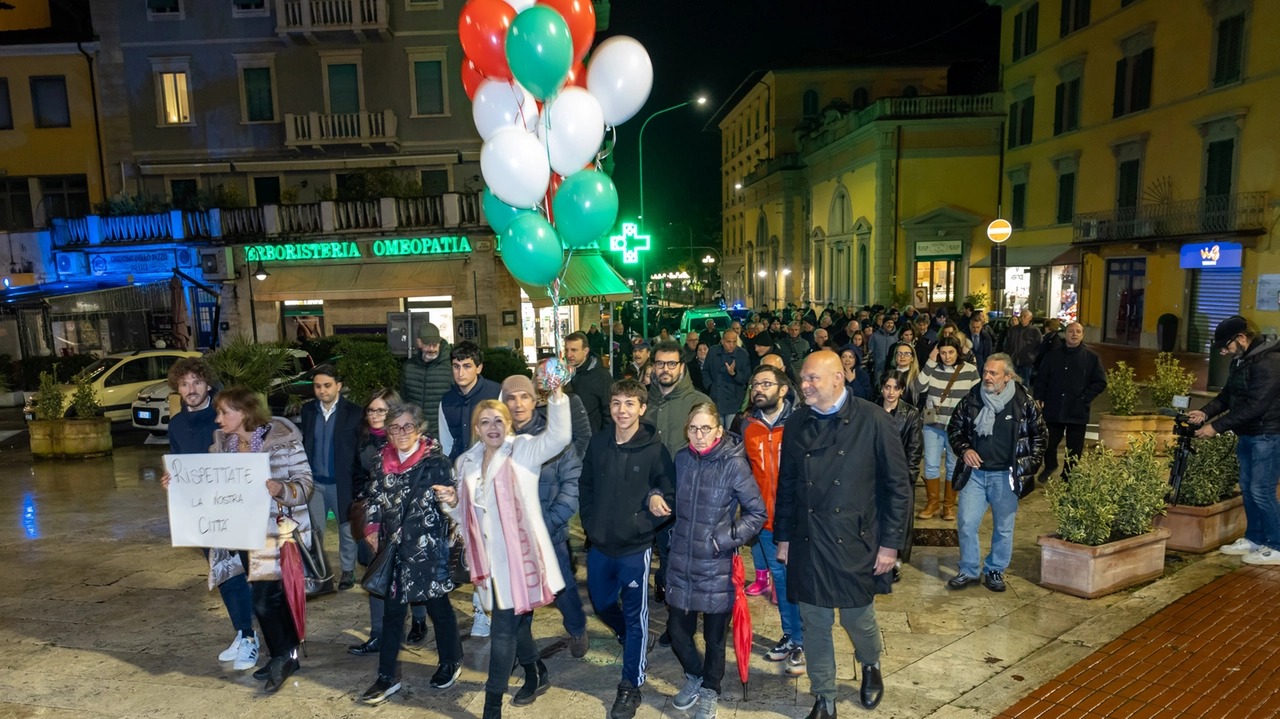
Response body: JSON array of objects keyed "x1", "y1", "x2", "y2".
[
  {"x1": 1157, "y1": 313, "x2": 1178, "y2": 353},
  {"x1": 1208, "y1": 350, "x2": 1231, "y2": 392}
]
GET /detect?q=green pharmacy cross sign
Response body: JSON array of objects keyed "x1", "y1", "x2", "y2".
[{"x1": 609, "y1": 223, "x2": 650, "y2": 264}]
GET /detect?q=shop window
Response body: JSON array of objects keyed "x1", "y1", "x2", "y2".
[
  {"x1": 253, "y1": 176, "x2": 281, "y2": 205},
  {"x1": 1056, "y1": 172, "x2": 1076, "y2": 225},
  {"x1": 1113, "y1": 47, "x2": 1154, "y2": 118},
  {"x1": 1007, "y1": 96, "x2": 1034, "y2": 148},
  {"x1": 421, "y1": 169, "x2": 448, "y2": 195},
  {"x1": 1053, "y1": 78, "x2": 1080, "y2": 135},
  {"x1": 0, "y1": 79, "x2": 11, "y2": 130},
  {"x1": 802, "y1": 90, "x2": 819, "y2": 120},
  {"x1": 1213, "y1": 14, "x2": 1245, "y2": 87},
  {"x1": 40, "y1": 176, "x2": 90, "y2": 222},
  {"x1": 1012, "y1": 3, "x2": 1039, "y2": 61},
  {"x1": 0, "y1": 178, "x2": 34, "y2": 232},
  {"x1": 232, "y1": 0, "x2": 268, "y2": 17},
  {"x1": 1011, "y1": 183, "x2": 1027, "y2": 230},
  {"x1": 30, "y1": 76, "x2": 70, "y2": 128},
  {"x1": 1059, "y1": 0, "x2": 1090, "y2": 38},
  {"x1": 409, "y1": 48, "x2": 448, "y2": 117},
  {"x1": 851, "y1": 87, "x2": 869, "y2": 110}
]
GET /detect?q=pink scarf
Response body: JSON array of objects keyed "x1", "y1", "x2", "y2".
[{"x1": 458, "y1": 452, "x2": 556, "y2": 614}]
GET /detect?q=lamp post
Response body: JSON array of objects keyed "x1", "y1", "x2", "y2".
[{"x1": 247, "y1": 259, "x2": 268, "y2": 343}]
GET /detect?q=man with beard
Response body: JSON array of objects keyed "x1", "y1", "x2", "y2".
[
  {"x1": 643, "y1": 341, "x2": 712, "y2": 609},
  {"x1": 740, "y1": 365, "x2": 806, "y2": 677},
  {"x1": 399, "y1": 322, "x2": 452, "y2": 437}
]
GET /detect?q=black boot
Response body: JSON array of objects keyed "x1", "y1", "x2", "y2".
[
  {"x1": 860, "y1": 663, "x2": 884, "y2": 709},
  {"x1": 511, "y1": 660, "x2": 549, "y2": 706},
  {"x1": 482, "y1": 690, "x2": 504, "y2": 719},
  {"x1": 264, "y1": 655, "x2": 298, "y2": 693},
  {"x1": 406, "y1": 619, "x2": 428, "y2": 645}
]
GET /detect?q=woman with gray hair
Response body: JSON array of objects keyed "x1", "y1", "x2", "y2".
[{"x1": 358, "y1": 401, "x2": 462, "y2": 706}]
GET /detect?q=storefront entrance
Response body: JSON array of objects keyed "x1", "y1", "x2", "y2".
[
  {"x1": 1187, "y1": 268, "x2": 1243, "y2": 354},
  {"x1": 915, "y1": 259, "x2": 958, "y2": 309},
  {"x1": 1104, "y1": 258, "x2": 1146, "y2": 346}
]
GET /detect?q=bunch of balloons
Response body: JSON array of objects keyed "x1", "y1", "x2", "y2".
[{"x1": 459, "y1": 0, "x2": 653, "y2": 288}]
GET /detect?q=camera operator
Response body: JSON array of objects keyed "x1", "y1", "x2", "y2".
[{"x1": 1188, "y1": 316, "x2": 1280, "y2": 564}]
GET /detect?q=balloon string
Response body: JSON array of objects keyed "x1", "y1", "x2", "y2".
[{"x1": 551, "y1": 247, "x2": 574, "y2": 359}]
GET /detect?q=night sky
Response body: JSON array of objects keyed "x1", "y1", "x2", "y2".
[{"x1": 598, "y1": 0, "x2": 1001, "y2": 262}]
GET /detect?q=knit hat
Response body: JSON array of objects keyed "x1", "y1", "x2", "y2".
[
  {"x1": 501, "y1": 374, "x2": 535, "y2": 399},
  {"x1": 752, "y1": 332, "x2": 774, "y2": 347}
]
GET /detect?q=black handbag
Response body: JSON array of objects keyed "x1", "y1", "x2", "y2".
[
  {"x1": 360, "y1": 536, "x2": 398, "y2": 598},
  {"x1": 448, "y1": 522, "x2": 470, "y2": 587}
]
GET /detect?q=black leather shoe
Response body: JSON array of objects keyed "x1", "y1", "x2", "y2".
[
  {"x1": 348, "y1": 636, "x2": 380, "y2": 656},
  {"x1": 947, "y1": 573, "x2": 978, "y2": 590},
  {"x1": 860, "y1": 663, "x2": 884, "y2": 709},
  {"x1": 804, "y1": 696, "x2": 836, "y2": 719},
  {"x1": 339, "y1": 571, "x2": 356, "y2": 591},
  {"x1": 360, "y1": 675, "x2": 401, "y2": 705},
  {"x1": 983, "y1": 570, "x2": 1007, "y2": 592},
  {"x1": 610, "y1": 681, "x2": 642, "y2": 719},
  {"x1": 264, "y1": 656, "x2": 298, "y2": 693},
  {"x1": 657, "y1": 630, "x2": 671, "y2": 648},
  {"x1": 511, "y1": 660, "x2": 549, "y2": 706},
  {"x1": 569, "y1": 633, "x2": 589, "y2": 658},
  {"x1": 482, "y1": 690, "x2": 504, "y2": 719},
  {"x1": 430, "y1": 662, "x2": 461, "y2": 689},
  {"x1": 252, "y1": 663, "x2": 271, "y2": 681},
  {"x1": 406, "y1": 619, "x2": 428, "y2": 646}
]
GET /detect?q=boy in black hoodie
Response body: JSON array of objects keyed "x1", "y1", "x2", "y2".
[{"x1": 580, "y1": 379, "x2": 676, "y2": 719}]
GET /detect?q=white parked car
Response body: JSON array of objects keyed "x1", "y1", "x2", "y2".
[{"x1": 25, "y1": 349, "x2": 202, "y2": 423}]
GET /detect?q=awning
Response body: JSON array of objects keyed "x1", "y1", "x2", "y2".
[
  {"x1": 971, "y1": 243, "x2": 1081, "y2": 268},
  {"x1": 254, "y1": 260, "x2": 465, "y2": 301},
  {"x1": 513, "y1": 253, "x2": 633, "y2": 308}
]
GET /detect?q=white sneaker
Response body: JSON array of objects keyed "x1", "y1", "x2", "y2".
[
  {"x1": 471, "y1": 609, "x2": 490, "y2": 637},
  {"x1": 218, "y1": 631, "x2": 245, "y2": 662},
  {"x1": 1220, "y1": 538, "x2": 1261, "y2": 556},
  {"x1": 232, "y1": 635, "x2": 259, "y2": 670},
  {"x1": 1243, "y1": 547, "x2": 1280, "y2": 565}
]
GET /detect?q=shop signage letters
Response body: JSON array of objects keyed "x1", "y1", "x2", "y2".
[
  {"x1": 246, "y1": 236, "x2": 473, "y2": 263},
  {"x1": 373, "y1": 236, "x2": 473, "y2": 257},
  {"x1": 89, "y1": 249, "x2": 175, "y2": 276},
  {"x1": 1179, "y1": 242, "x2": 1242, "y2": 269},
  {"x1": 915, "y1": 240, "x2": 962, "y2": 258}
]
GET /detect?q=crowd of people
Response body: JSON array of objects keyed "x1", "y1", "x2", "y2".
[{"x1": 155, "y1": 300, "x2": 1280, "y2": 719}]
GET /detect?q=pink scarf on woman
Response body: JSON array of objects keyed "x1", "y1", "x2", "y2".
[{"x1": 457, "y1": 453, "x2": 556, "y2": 614}]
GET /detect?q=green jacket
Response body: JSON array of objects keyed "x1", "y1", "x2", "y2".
[
  {"x1": 399, "y1": 340, "x2": 452, "y2": 438},
  {"x1": 643, "y1": 370, "x2": 713, "y2": 459}
]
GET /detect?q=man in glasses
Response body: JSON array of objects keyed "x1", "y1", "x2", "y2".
[
  {"x1": 740, "y1": 365, "x2": 806, "y2": 677},
  {"x1": 301, "y1": 364, "x2": 365, "y2": 591},
  {"x1": 643, "y1": 341, "x2": 711, "y2": 608}
]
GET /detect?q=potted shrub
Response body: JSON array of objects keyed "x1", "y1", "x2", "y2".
[
  {"x1": 1144, "y1": 352, "x2": 1195, "y2": 451},
  {"x1": 206, "y1": 335, "x2": 293, "y2": 409},
  {"x1": 1038, "y1": 435, "x2": 1171, "y2": 598},
  {"x1": 29, "y1": 370, "x2": 113, "y2": 459},
  {"x1": 1155, "y1": 433, "x2": 1244, "y2": 552},
  {"x1": 1097, "y1": 362, "x2": 1154, "y2": 454}
]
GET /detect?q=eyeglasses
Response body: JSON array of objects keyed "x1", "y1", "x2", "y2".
[
  {"x1": 689, "y1": 425, "x2": 718, "y2": 436},
  {"x1": 366, "y1": 407, "x2": 388, "y2": 416},
  {"x1": 750, "y1": 381, "x2": 778, "y2": 391},
  {"x1": 896, "y1": 350, "x2": 914, "y2": 356},
  {"x1": 386, "y1": 422, "x2": 417, "y2": 436},
  {"x1": 653, "y1": 361, "x2": 682, "y2": 369}
]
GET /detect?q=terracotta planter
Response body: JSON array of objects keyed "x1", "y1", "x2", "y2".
[
  {"x1": 1155, "y1": 496, "x2": 1246, "y2": 553},
  {"x1": 1097, "y1": 413, "x2": 1175, "y2": 454},
  {"x1": 1037, "y1": 527, "x2": 1171, "y2": 599},
  {"x1": 29, "y1": 418, "x2": 113, "y2": 459}
]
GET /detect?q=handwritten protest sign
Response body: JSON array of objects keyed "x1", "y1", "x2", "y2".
[{"x1": 165, "y1": 453, "x2": 272, "y2": 551}]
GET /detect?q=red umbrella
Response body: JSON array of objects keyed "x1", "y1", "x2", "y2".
[
  {"x1": 731, "y1": 553, "x2": 752, "y2": 701},
  {"x1": 277, "y1": 513, "x2": 307, "y2": 645}
]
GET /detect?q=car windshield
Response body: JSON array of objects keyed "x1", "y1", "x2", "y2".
[{"x1": 76, "y1": 357, "x2": 121, "y2": 382}]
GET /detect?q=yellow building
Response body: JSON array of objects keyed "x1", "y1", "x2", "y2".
[
  {"x1": 0, "y1": 4, "x2": 106, "y2": 234},
  {"x1": 991, "y1": 0, "x2": 1279, "y2": 351},
  {"x1": 718, "y1": 66, "x2": 1006, "y2": 311}
]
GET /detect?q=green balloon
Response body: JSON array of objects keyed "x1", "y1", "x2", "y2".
[
  {"x1": 553, "y1": 169, "x2": 619, "y2": 249},
  {"x1": 503, "y1": 213, "x2": 565, "y2": 286},
  {"x1": 483, "y1": 187, "x2": 536, "y2": 234},
  {"x1": 505, "y1": 6, "x2": 574, "y2": 101}
]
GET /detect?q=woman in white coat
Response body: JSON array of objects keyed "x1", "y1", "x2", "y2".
[{"x1": 435, "y1": 381, "x2": 571, "y2": 719}]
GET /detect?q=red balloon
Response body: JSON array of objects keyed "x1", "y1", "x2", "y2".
[
  {"x1": 461, "y1": 58, "x2": 486, "y2": 101},
  {"x1": 536, "y1": 0, "x2": 595, "y2": 64},
  {"x1": 545, "y1": 173, "x2": 565, "y2": 225},
  {"x1": 459, "y1": 0, "x2": 516, "y2": 80},
  {"x1": 565, "y1": 61, "x2": 587, "y2": 90}
]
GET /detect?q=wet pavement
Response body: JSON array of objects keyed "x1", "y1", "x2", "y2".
[{"x1": 0, "y1": 430, "x2": 1249, "y2": 719}]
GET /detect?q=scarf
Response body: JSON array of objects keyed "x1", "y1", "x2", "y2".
[
  {"x1": 368, "y1": 426, "x2": 386, "y2": 439},
  {"x1": 225, "y1": 424, "x2": 270, "y2": 453},
  {"x1": 380, "y1": 436, "x2": 433, "y2": 475},
  {"x1": 458, "y1": 449, "x2": 556, "y2": 614},
  {"x1": 976, "y1": 381, "x2": 1016, "y2": 437},
  {"x1": 692, "y1": 436, "x2": 722, "y2": 456}
]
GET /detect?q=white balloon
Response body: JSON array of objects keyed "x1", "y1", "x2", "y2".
[
  {"x1": 500, "y1": 0, "x2": 536, "y2": 10},
  {"x1": 472, "y1": 79, "x2": 539, "y2": 142},
  {"x1": 538, "y1": 87, "x2": 606, "y2": 177},
  {"x1": 481, "y1": 126, "x2": 551, "y2": 209},
  {"x1": 586, "y1": 36, "x2": 653, "y2": 126}
]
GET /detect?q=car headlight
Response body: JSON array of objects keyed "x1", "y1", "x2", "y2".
[{"x1": 137, "y1": 390, "x2": 152, "y2": 402}]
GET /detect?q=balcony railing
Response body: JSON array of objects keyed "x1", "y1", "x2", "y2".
[
  {"x1": 285, "y1": 110, "x2": 398, "y2": 149},
  {"x1": 1072, "y1": 192, "x2": 1269, "y2": 244},
  {"x1": 743, "y1": 152, "x2": 804, "y2": 187},
  {"x1": 800, "y1": 93, "x2": 1005, "y2": 154},
  {"x1": 275, "y1": 0, "x2": 389, "y2": 38},
  {"x1": 50, "y1": 193, "x2": 487, "y2": 247}
]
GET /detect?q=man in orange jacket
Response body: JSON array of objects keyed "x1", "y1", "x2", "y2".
[{"x1": 739, "y1": 364, "x2": 806, "y2": 677}]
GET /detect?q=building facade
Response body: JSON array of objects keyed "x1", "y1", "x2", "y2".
[{"x1": 990, "y1": 0, "x2": 1279, "y2": 351}]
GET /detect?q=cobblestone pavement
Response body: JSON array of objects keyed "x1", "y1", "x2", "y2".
[{"x1": 0, "y1": 444, "x2": 1246, "y2": 719}]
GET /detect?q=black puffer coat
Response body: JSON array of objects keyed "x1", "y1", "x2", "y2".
[
  {"x1": 667, "y1": 434, "x2": 766, "y2": 615},
  {"x1": 947, "y1": 383, "x2": 1047, "y2": 498},
  {"x1": 366, "y1": 438, "x2": 455, "y2": 603},
  {"x1": 399, "y1": 342, "x2": 453, "y2": 438},
  {"x1": 888, "y1": 402, "x2": 923, "y2": 481},
  {"x1": 1200, "y1": 337, "x2": 1280, "y2": 436}
]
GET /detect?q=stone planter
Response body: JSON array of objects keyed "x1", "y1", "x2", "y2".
[
  {"x1": 1097, "y1": 413, "x2": 1175, "y2": 455},
  {"x1": 29, "y1": 418, "x2": 113, "y2": 459},
  {"x1": 1037, "y1": 527, "x2": 1171, "y2": 599},
  {"x1": 1155, "y1": 496, "x2": 1246, "y2": 553}
]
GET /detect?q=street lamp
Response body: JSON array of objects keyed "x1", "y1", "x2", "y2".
[
  {"x1": 253, "y1": 260, "x2": 269, "y2": 281},
  {"x1": 245, "y1": 259, "x2": 269, "y2": 343},
  {"x1": 702, "y1": 255, "x2": 716, "y2": 265}
]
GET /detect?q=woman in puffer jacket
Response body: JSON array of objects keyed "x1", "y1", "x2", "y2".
[{"x1": 665, "y1": 402, "x2": 766, "y2": 719}]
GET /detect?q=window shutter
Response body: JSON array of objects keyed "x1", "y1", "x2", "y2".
[
  {"x1": 1204, "y1": 139, "x2": 1234, "y2": 198},
  {"x1": 0, "y1": 79, "x2": 11, "y2": 131},
  {"x1": 1214, "y1": 14, "x2": 1244, "y2": 86},
  {"x1": 243, "y1": 68, "x2": 273, "y2": 122},
  {"x1": 1025, "y1": 4, "x2": 1039, "y2": 54},
  {"x1": 1057, "y1": 172, "x2": 1076, "y2": 224},
  {"x1": 327, "y1": 64, "x2": 360, "y2": 114},
  {"x1": 1067, "y1": 78, "x2": 1081, "y2": 131},
  {"x1": 31, "y1": 76, "x2": 70, "y2": 128},
  {"x1": 1113, "y1": 58, "x2": 1128, "y2": 118},
  {"x1": 1008, "y1": 103, "x2": 1019, "y2": 148},
  {"x1": 414, "y1": 60, "x2": 444, "y2": 115},
  {"x1": 1118, "y1": 160, "x2": 1140, "y2": 209},
  {"x1": 1060, "y1": 0, "x2": 1072, "y2": 37},
  {"x1": 1020, "y1": 95, "x2": 1035, "y2": 145},
  {"x1": 1075, "y1": 0, "x2": 1090, "y2": 30},
  {"x1": 1054, "y1": 83, "x2": 1065, "y2": 136},
  {"x1": 1013, "y1": 12, "x2": 1024, "y2": 61},
  {"x1": 1012, "y1": 183, "x2": 1027, "y2": 229},
  {"x1": 1134, "y1": 47, "x2": 1154, "y2": 111}
]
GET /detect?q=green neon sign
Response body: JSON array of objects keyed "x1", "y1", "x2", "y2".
[
  {"x1": 246, "y1": 236, "x2": 473, "y2": 262},
  {"x1": 609, "y1": 223, "x2": 650, "y2": 264}
]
